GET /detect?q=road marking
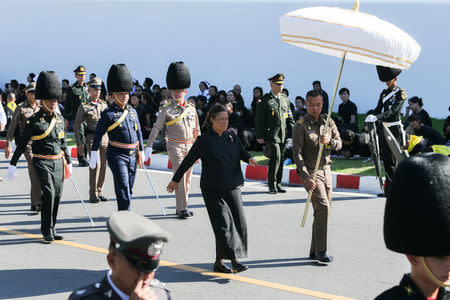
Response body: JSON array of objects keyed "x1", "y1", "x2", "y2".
[{"x1": 0, "y1": 226, "x2": 354, "y2": 300}]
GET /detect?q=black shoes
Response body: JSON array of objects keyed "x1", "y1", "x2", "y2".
[
  {"x1": 377, "y1": 193, "x2": 385, "y2": 198},
  {"x1": 43, "y1": 235, "x2": 54, "y2": 243},
  {"x1": 213, "y1": 263, "x2": 232, "y2": 274},
  {"x1": 276, "y1": 185, "x2": 287, "y2": 193},
  {"x1": 177, "y1": 210, "x2": 191, "y2": 219},
  {"x1": 268, "y1": 187, "x2": 278, "y2": 194},
  {"x1": 187, "y1": 209, "x2": 194, "y2": 216},
  {"x1": 98, "y1": 196, "x2": 108, "y2": 202},
  {"x1": 315, "y1": 251, "x2": 333, "y2": 264},
  {"x1": 231, "y1": 262, "x2": 249, "y2": 273},
  {"x1": 53, "y1": 234, "x2": 64, "y2": 240},
  {"x1": 89, "y1": 197, "x2": 100, "y2": 203},
  {"x1": 309, "y1": 252, "x2": 316, "y2": 259},
  {"x1": 30, "y1": 205, "x2": 41, "y2": 213}
]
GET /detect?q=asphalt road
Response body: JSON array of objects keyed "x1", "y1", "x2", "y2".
[{"x1": 0, "y1": 156, "x2": 409, "y2": 300}]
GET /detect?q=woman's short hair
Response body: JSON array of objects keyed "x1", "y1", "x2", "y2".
[{"x1": 408, "y1": 96, "x2": 423, "y2": 107}]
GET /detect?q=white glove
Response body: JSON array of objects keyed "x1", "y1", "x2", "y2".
[
  {"x1": 144, "y1": 147, "x2": 152, "y2": 161},
  {"x1": 139, "y1": 151, "x2": 145, "y2": 164},
  {"x1": 89, "y1": 151, "x2": 99, "y2": 169},
  {"x1": 68, "y1": 163, "x2": 73, "y2": 174},
  {"x1": 365, "y1": 114, "x2": 378, "y2": 123},
  {"x1": 6, "y1": 165, "x2": 17, "y2": 181}
]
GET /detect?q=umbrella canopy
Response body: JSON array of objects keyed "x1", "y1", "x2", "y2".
[{"x1": 280, "y1": 6, "x2": 421, "y2": 69}]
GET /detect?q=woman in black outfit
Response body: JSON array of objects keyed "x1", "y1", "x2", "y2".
[{"x1": 167, "y1": 104, "x2": 257, "y2": 273}]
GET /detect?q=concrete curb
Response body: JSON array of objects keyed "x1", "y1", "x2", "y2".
[{"x1": 0, "y1": 140, "x2": 382, "y2": 194}]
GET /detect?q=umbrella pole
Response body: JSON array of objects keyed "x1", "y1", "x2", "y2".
[{"x1": 301, "y1": 52, "x2": 347, "y2": 227}]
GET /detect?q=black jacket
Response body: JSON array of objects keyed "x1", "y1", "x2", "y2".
[
  {"x1": 375, "y1": 274, "x2": 449, "y2": 300},
  {"x1": 172, "y1": 130, "x2": 251, "y2": 190}
]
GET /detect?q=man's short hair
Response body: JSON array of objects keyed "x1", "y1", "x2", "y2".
[
  {"x1": 339, "y1": 87, "x2": 350, "y2": 95},
  {"x1": 306, "y1": 89, "x2": 322, "y2": 100},
  {"x1": 312, "y1": 80, "x2": 321, "y2": 86},
  {"x1": 62, "y1": 79, "x2": 69, "y2": 84},
  {"x1": 407, "y1": 113, "x2": 421, "y2": 123},
  {"x1": 90, "y1": 73, "x2": 96, "y2": 77},
  {"x1": 295, "y1": 96, "x2": 305, "y2": 103}
]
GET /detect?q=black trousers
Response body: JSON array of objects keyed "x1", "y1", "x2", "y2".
[
  {"x1": 33, "y1": 158, "x2": 64, "y2": 236},
  {"x1": 201, "y1": 187, "x2": 248, "y2": 260},
  {"x1": 380, "y1": 125, "x2": 403, "y2": 196}
]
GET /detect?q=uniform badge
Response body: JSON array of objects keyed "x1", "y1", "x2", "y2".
[
  {"x1": 272, "y1": 111, "x2": 274, "y2": 116},
  {"x1": 75, "y1": 289, "x2": 86, "y2": 295},
  {"x1": 297, "y1": 118, "x2": 304, "y2": 125},
  {"x1": 401, "y1": 90, "x2": 407, "y2": 100}
]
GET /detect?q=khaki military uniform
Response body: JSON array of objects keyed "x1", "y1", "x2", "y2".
[
  {"x1": 5, "y1": 100, "x2": 41, "y2": 208},
  {"x1": 147, "y1": 100, "x2": 199, "y2": 212},
  {"x1": 74, "y1": 99, "x2": 109, "y2": 198},
  {"x1": 292, "y1": 114, "x2": 341, "y2": 254}
]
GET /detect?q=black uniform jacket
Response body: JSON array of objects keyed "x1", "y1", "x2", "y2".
[
  {"x1": 10, "y1": 109, "x2": 71, "y2": 166},
  {"x1": 375, "y1": 274, "x2": 449, "y2": 300},
  {"x1": 172, "y1": 130, "x2": 252, "y2": 190},
  {"x1": 68, "y1": 275, "x2": 172, "y2": 300},
  {"x1": 374, "y1": 86, "x2": 407, "y2": 123}
]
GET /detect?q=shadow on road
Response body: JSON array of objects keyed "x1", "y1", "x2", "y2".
[{"x1": 0, "y1": 268, "x2": 106, "y2": 299}]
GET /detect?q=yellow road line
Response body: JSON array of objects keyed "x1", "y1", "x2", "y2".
[{"x1": 0, "y1": 226, "x2": 354, "y2": 300}]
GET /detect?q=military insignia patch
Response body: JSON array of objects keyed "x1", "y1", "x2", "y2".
[{"x1": 401, "y1": 90, "x2": 407, "y2": 100}]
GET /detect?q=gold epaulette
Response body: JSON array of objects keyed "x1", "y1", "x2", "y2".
[{"x1": 162, "y1": 101, "x2": 172, "y2": 108}]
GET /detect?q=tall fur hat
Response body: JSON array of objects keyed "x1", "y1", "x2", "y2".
[
  {"x1": 376, "y1": 65, "x2": 402, "y2": 82},
  {"x1": 107, "y1": 64, "x2": 133, "y2": 93},
  {"x1": 35, "y1": 71, "x2": 62, "y2": 100},
  {"x1": 166, "y1": 62, "x2": 191, "y2": 90},
  {"x1": 383, "y1": 153, "x2": 450, "y2": 256}
]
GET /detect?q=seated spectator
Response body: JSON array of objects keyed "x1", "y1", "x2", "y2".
[
  {"x1": 405, "y1": 96, "x2": 432, "y2": 127},
  {"x1": 216, "y1": 90, "x2": 227, "y2": 105},
  {"x1": 408, "y1": 114, "x2": 445, "y2": 145},
  {"x1": 340, "y1": 129, "x2": 371, "y2": 158},
  {"x1": 444, "y1": 106, "x2": 450, "y2": 144},
  {"x1": 61, "y1": 79, "x2": 70, "y2": 91},
  {"x1": 198, "y1": 81, "x2": 210, "y2": 99},
  {"x1": 134, "y1": 85, "x2": 143, "y2": 97},
  {"x1": 225, "y1": 100, "x2": 243, "y2": 136},
  {"x1": 5, "y1": 92, "x2": 17, "y2": 129},
  {"x1": 16, "y1": 84, "x2": 27, "y2": 104},
  {"x1": 195, "y1": 95, "x2": 208, "y2": 126},
  {"x1": 152, "y1": 84, "x2": 161, "y2": 102},
  {"x1": 27, "y1": 72, "x2": 36, "y2": 83},
  {"x1": 130, "y1": 93, "x2": 147, "y2": 136},
  {"x1": 233, "y1": 84, "x2": 245, "y2": 108},
  {"x1": 405, "y1": 135, "x2": 450, "y2": 156},
  {"x1": 293, "y1": 96, "x2": 307, "y2": 121},
  {"x1": 313, "y1": 80, "x2": 329, "y2": 114},
  {"x1": 143, "y1": 77, "x2": 153, "y2": 94},
  {"x1": 250, "y1": 86, "x2": 263, "y2": 117},
  {"x1": 337, "y1": 87, "x2": 358, "y2": 132}
]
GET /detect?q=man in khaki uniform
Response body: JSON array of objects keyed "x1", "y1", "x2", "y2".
[
  {"x1": 74, "y1": 78, "x2": 108, "y2": 203},
  {"x1": 4, "y1": 82, "x2": 41, "y2": 211},
  {"x1": 292, "y1": 89, "x2": 341, "y2": 264},
  {"x1": 145, "y1": 62, "x2": 199, "y2": 219}
]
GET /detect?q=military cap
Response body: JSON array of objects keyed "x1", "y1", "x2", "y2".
[
  {"x1": 268, "y1": 73, "x2": 285, "y2": 84},
  {"x1": 383, "y1": 153, "x2": 450, "y2": 256},
  {"x1": 166, "y1": 61, "x2": 191, "y2": 90},
  {"x1": 73, "y1": 65, "x2": 86, "y2": 75},
  {"x1": 35, "y1": 71, "x2": 62, "y2": 100},
  {"x1": 107, "y1": 64, "x2": 134, "y2": 93},
  {"x1": 87, "y1": 77, "x2": 102, "y2": 90},
  {"x1": 376, "y1": 65, "x2": 401, "y2": 82},
  {"x1": 24, "y1": 82, "x2": 36, "y2": 93},
  {"x1": 107, "y1": 211, "x2": 169, "y2": 272}
]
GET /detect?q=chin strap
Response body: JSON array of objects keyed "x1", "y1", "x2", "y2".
[
  {"x1": 419, "y1": 257, "x2": 450, "y2": 288},
  {"x1": 113, "y1": 93, "x2": 127, "y2": 107},
  {"x1": 41, "y1": 100, "x2": 56, "y2": 113}
]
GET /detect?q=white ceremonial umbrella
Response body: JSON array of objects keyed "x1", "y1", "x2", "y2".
[{"x1": 280, "y1": 0, "x2": 421, "y2": 227}]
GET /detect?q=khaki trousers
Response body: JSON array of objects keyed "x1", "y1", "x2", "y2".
[
  {"x1": 305, "y1": 166, "x2": 333, "y2": 254},
  {"x1": 86, "y1": 135, "x2": 107, "y2": 198},
  {"x1": 167, "y1": 142, "x2": 193, "y2": 212},
  {"x1": 24, "y1": 146, "x2": 42, "y2": 207}
]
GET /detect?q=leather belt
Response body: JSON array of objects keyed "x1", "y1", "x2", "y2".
[{"x1": 167, "y1": 137, "x2": 195, "y2": 144}]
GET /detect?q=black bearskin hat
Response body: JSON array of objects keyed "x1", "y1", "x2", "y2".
[
  {"x1": 35, "y1": 71, "x2": 62, "y2": 100},
  {"x1": 376, "y1": 65, "x2": 402, "y2": 82},
  {"x1": 166, "y1": 62, "x2": 191, "y2": 90},
  {"x1": 107, "y1": 64, "x2": 133, "y2": 93}
]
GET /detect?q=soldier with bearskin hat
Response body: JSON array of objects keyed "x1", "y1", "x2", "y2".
[
  {"x1": 375, "y1": 153, "x2": 450, "y2": 299},
  {"x1": 144, "y1": 62, "x2": 200, "y2": 219},
  {"x1": 6, "y1": 71, "x2": 72, "y2": 243},
  {"x1": 366, "y1": 66, "x2": 408, "y2": 196},
  {"x1": 89, "y1": 64, "x2": 144, "y2": 211}
]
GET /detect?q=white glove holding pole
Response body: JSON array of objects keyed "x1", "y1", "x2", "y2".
[
  {"x1": 139, "y1": 151, "x2": 145, "y2": 167},
  {"x1": 144, "y1": 147, "x2": 152, "y2": 161},
  {"x1": 89, "y1": 151, "x2": 99, "y2": 169},
  {"x1": 6, "y1": 165, "x2": 17, "y2": 181},
  {"x1": 68, "y1": 163, "x2": 73, "y2": 174},
  {"x1": 365, "y1": 114, "x2": 378, "y2": 123}
]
